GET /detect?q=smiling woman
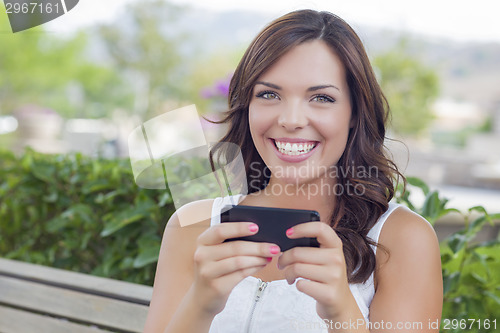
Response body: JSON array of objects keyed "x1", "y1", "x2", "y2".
[{"x1": 144, "y1": 9, "x2": 442, "y2": 333}]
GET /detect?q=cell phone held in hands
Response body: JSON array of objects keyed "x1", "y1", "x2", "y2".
[{"x1": 220, "y1": 205, "x2": 320, "y2": 252}]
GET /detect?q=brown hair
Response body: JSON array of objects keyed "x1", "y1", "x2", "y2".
[{"x1": 209, "y1": 9, "x2": 404, "y2": 283}]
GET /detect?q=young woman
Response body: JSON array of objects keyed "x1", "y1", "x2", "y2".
[{"x1": 144, "y1": 9, "x2": 442, "y2": 333}]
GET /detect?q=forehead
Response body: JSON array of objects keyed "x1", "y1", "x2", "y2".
[{"x1": 257, "y1": 40, "x2": 348, "y2": 90}]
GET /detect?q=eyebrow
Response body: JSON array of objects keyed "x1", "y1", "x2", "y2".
[{"x1": 255, "y1": 81, "x2": 340, "y2": 92}]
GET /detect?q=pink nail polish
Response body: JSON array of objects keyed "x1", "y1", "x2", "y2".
[
  {"x1": 286, "y1": 227, "x2": 294, "y2": 236},
  {"x1": 249, "y1": 224, "x2": 258, "y2": 232},
  {"x1": 270, "y1": 245, "x2": 280, "y2": 254},
  {"x1": 266, "y1": 257, "x2": 272, "y2": 262}
]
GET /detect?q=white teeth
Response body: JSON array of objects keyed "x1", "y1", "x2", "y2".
[{"x1": 274, "y1": 140, "x2": 316, "y2": 156}]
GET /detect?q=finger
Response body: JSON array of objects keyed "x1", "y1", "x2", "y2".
[
  {"x1": 278, "y1": 247, "x2": 339, "y2": 268},
  {"x1": 201, "y1": 255, "x2": 271, "y2": 279},
  {"x1": 282, "y1": 263, "x2": 333, "y2": 285},
  {"x1": 295, "y1": 279, "x2": 338, "y2": 306},
  {"x1": 197, "y1": 222, "x2": 259, "y2": 246},
  {"x1": 286, "y1": 221, "x2": 342, "y2": 248},
  {"x1": 195, "y1": 240, "x2": 280, "y2": 264},
  {"x1": 211, "y1": 264, "x2": 268, "y2": 293},
  {"x1": 211, "y1": 240, "x2": 281, "y2": 261}
]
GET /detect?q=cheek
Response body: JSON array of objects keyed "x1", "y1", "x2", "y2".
[
  {"x1": 249, "y1": 105, "x2": 273, "y2": 137},
  {"x1": 315, "y1": 114, "x2": 351, "y2": 140}
]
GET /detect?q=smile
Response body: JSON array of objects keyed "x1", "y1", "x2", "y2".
[
  {"x1": 270, "y1": 138, "x2": 319, "y2": 163},
  {"x1": 274, "y1": 140, "x2": 316, "y2": 155}
]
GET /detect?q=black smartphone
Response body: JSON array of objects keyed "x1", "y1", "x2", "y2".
[{"x1": 220, "y1": 205, "x2": 320, "y2": 252}]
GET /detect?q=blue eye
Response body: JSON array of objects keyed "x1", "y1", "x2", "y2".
[
  {"x1": 256, "y1": 90, "x2": 280, "y2": 100},
  {"x1": 312, "y1": 94, "x2": 335, "y2": 103}
]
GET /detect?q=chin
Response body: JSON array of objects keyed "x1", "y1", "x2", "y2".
[{"x1": 268, "y1": 167, "x2": 316, "y2": 186}]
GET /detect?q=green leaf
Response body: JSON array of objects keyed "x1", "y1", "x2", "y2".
[
  {"x1": 462, "y1": 272, "x2": 487, "y2": 286},
  {"x1": 100, "y1": 198, "x2": 156, "y2": 237},
  {"x1": 82, "y1": 179, "x2": 115, "y2": 194},
  {"x1": 468, "y1": 205, "x2": 488, "y2": 215},
  {"x1": 447, "y1": 233, "x2": 467, "y2": 254},
  {"x1": 43, "y1": 191, "x2": 58, "y2": 203},
  {"x1": 70, "y1": 204, "x2": 93, "y2": 225},
  {"x1": 46, "y1": 216, "x2": 70, "y2": 233},
  {"x1": 464, "y1": 295, "x2": 485, "y2": 316},
  {"x1": 422, "y1": 191, "x2": 441, "y2": 220},
  {"x1": 133, "y1": 244, "x2": 160, "y2": 268},
  {"x1": 100, "y1": 211, "x2": 145, "y2": 237},
  {"x1": 31, "y1": 163, "x2": 56, "y2": 183},
  {"x1": 119, "y1": 257, "x2": 135, "y2": 270},
  {"x1": 469, "y1": 251, "x2": 491, "y2": 274},
  {"x1": 467, "y1": 215, "x2": 487, "y2": 237},
  {"x1": 443, "y1": 271, "x2": 460, "y2": 295},
  {"x1": 158, "y1": 191, "x2": 172, "y2": 207},
  {"x1": 483, "y1": 291, "x2": 500, "y2": 305},
  {"x1": 441, "y1": 253, "x2": 453, "y2": 264},
  {"x1": 133, "y1": 235, "x2": 161, "y2": 268},
  {"x1": 406, "y1": 176, "x2": 430, "y2": 195}
]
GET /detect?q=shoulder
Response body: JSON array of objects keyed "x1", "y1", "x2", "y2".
[
  {"x1": 376, "y1": 205, "x2": 441, "y2": 274},
  {"x1": 379, "y1": 205, "x2": 439, "y2": 255},
  {"x1": 160, "y1": 199, "x2": 216, "y2": 252},
  {"x1": 166, "y1": 198, "x2": 216, "y2": 228}
]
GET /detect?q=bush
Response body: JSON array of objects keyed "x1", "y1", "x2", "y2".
[
  {"x1": 0, "y1": 150, "x2": 499, "y2": 331},
  {"x1": 396, "y1": 177, "x2": 500, "y2": 333},
  {"x1": 0, "y1": 148, "x2": 175, "y2": 285}
]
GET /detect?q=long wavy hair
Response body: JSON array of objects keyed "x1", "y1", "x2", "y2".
[{"x1": 208, "y1": 9, "x2": 404, "y2": 284}]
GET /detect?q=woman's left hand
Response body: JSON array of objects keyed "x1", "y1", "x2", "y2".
[{"x1": 277, "y1": 221, "x2": 352, "y2": 321}]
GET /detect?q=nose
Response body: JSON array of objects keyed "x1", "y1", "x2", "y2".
[{"x1": 277, "y1": 101, "x2": 308, "y2": 131}]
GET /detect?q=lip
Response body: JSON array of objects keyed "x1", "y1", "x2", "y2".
[{"x1": 268, "y1": 138, "x2": 319, "y2": 163}]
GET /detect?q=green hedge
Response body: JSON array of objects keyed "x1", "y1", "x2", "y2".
[
  {"x1": 0, "y1": 148, "x2": 175, "y2": 285},
  {"x1": 0, "y1": 149, "x2": 499, "y2": 332},
  {"x1": 395, "y1": 178, "x2": 500, "y2": 332}
]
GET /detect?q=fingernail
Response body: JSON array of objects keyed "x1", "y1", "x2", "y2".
[
  {"x1": 249, "y1": 224, "x2": 258, "y2": 233},
  {"x1": 270, "y1": 245, "x2": 280, "y2": 254},
  {"x1": 266, "y1": 257, "x2": 272, "y2": 262},
  {"x1": 286, "y1": 227, "x2": 294, "y2": 236}
]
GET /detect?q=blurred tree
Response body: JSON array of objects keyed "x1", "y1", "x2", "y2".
[
  {"x1": 374, "y1": 40, "x2": 440, "y2": 136},
  {"x1": 97, "y1": 0, "x2": 189, "y2": 120},
  {"x1": 0, "y1": 14, "x2": 131, "y2": 118},
  {"x1": 184, "y1": 48, "x2": 243, "y2": 115}
]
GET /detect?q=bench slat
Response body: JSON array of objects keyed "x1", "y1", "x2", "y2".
[
  {"x1": 0, "y1": 305, "x2": 113, "y2": 333},
  {"x1": 0, "y1": 275, "x2": 148, "y2": 332},
  {"x1": 0, "y1": 258, "x2": 152, "y2": 304}
]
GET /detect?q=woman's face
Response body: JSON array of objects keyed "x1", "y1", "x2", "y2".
[{"x1": 249, "y1": 40, "x2": 352, "y2": 186}]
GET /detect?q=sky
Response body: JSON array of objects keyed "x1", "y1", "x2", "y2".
[{"x1": 39, "y1": 0, "x2": 500, "y2": 43}]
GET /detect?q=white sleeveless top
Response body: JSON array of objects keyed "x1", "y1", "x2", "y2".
[{"x1": 208, "y1": 194, "x2": 402, "y2": 333}]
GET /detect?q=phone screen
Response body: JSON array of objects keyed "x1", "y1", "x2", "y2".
[{"x1": 221, "y1": 205, "x2": 320, "y2": 251}]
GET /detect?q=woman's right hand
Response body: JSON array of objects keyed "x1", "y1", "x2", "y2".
[{"x1": 191, "y1": 222, "x2": 281, "y2": 316}]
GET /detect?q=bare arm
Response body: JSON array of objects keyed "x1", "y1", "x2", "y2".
[
  {"x1": 143, "y1": 201, "x2": 213, "y2": 333},
  {"x1": 369, "y1": 207, "x2": 443, "y2": 332},
  {"x1": 143, "y1": 200, "x2": 281, "y2": 333}
]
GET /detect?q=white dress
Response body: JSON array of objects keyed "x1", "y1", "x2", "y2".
[{"x1": 208, "y1": 194, "x2": 403, "y2": 333}]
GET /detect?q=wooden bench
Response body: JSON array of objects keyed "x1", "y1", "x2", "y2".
[{"x1": 0, "y1": 258, "x2": 153, "y2": 333}]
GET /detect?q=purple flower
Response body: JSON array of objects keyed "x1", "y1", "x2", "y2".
[{"x1": 200, "y1": 73, "x2": 233, "y2": 99}]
